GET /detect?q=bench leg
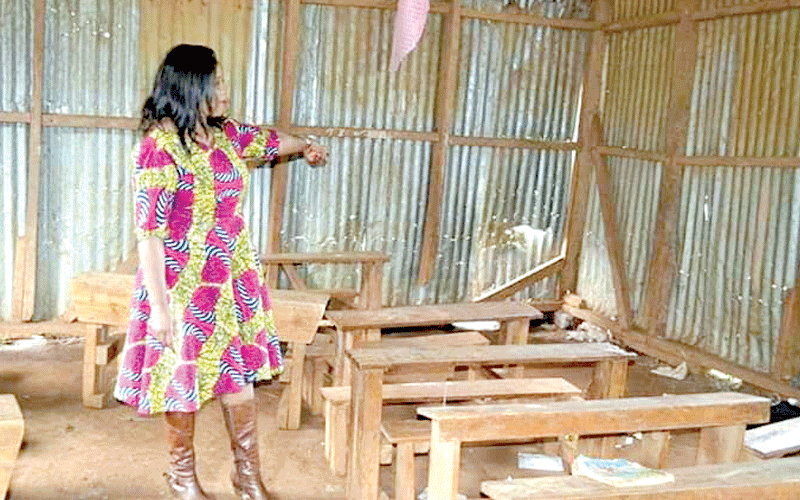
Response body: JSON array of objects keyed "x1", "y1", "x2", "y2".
[
  {"x1": 427, "y1": 423, "x2": 461, "y2": 500},
  {"x1": 310, "y1": 357, "x2": 327, "y2": 415},
  {"x1": 83, "y1": 324, "x2": 111, "y2": 409},
  {"x1": 346, "y1": 368, "x2": 383, "y2": 500},
  {"x1": 278, "y1": 343, "x2": 306, "y2": 430},
  {"x1": 640, "y1": 430, "x2": 672, "y2": 468},
  {"x1": 697, "y1": 424, "x2": 745, "y2": 464},
  {"x1": 587, "y1": 359, "x2": 628, "y2": 399},
  {"x1": 395, "y1": 442, "x2": 416, "y2": 500}
]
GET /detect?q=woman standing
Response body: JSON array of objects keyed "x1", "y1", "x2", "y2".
[{"x1": 114, "y1": 44, "x2": 327, "y2": 500}]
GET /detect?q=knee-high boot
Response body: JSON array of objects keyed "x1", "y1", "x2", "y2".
[
  {"x1": 164, "y1": 411, "x2": 215, "y2": 500},
  {"x1": 221, "y1": 398, "x2": 274, "y2": 500}
]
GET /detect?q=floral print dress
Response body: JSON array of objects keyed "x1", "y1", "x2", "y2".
[{"x1": 114, "y1": 121, "x2": 284, "y2": 416}]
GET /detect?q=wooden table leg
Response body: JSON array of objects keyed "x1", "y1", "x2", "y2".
[
  {"x1": 696, "y1": 424, "x2": 746, "y2": 464},
  {"x1": 505, "y1": 319, "x2": 528, "y2": 377},
  {"x1": 278, "y1": 342, "x2": 306, "y2": 430},
  {"x1": 427, "y1": 421, "x2": 462, "y2": 500},
  {"x1": 83, "y1": 324, "x2": 110, "y2": 409},
  {"x1": 362, "y1": 262, "x2": 383, "y2": 340},
  {"x1": 346, "y1": 367, "x2": 384, "y2": 500},
  {"x1": 587, "y1": 359, "x2": 628, "y2": 399},
  {"x1": 334, "y1": 327, "x2": 355, "y2": 385}
]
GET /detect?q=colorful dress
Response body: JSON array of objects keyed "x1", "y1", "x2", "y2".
[{"x1": 114, "y1": 121, "x2": 284, "y2": 416}]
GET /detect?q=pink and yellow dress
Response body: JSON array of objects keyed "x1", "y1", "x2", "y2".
[{"x1": 114, "y1": 121, "x2": 284, "y2": 416}]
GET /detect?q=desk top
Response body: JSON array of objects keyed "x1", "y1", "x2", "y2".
[
  {"x1": 327, "y1": 301, "x2": 543, "y2": 330},
  {"x1": 347, "y1": 342, "x2": 635, "y2": 370},
  {"x1": 260, "y1": 251, "x2": 390, "y2": 265}
]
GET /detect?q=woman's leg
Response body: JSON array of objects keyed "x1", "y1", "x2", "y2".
[
  {"x1": 220, "y1": 385, "x2": 273, "y2": 500},
  {"x1": 164, "y1": 411, "x2": 214, "y2": 500}
]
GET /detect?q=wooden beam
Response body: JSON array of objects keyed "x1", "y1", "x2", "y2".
[
  {"x1": 642, "y1": 0, "x2": 699, "y2": 335},
  {"x1": 474, "y1": 256, "x2": 565, "y2": 302},
  {"x1": 0, "y1": 320, "x2": 87, "y2": 339},
  {"x1": 595, "y1": 145, "x2": 669, "y2": 163},
  {"x1": 267, "y1": 0, "x2": 302, "y2": 281},
  {"x1": 292, "y1": 125, "x2": 437, "y2": 142},
  {"x1": 42, "y1": 114, "x2": 139, "y2": 129},
  {"x1": 449, "y1": 136, "x2": 578, "y2": 150},
  {"x1": 0, "y1": 112, "x2": 31, "y2": 124},
  {"x1": 418, "y1": 0, "x2": 461, "y2": 284},
  {"x1": 603, "y1": 11, "x2": 680, "y2": 32},
  {"x1": 12, "y1": 0, "x2": 45, "y2": 321},
  {"x1": 675, "y1": 155, "x2": 800, "y2": 168},
  {"x1": 460, "y1": 8, "x2": 600, "y2": 29},
  {"x1": 588, "y1": 115, "x2": 634, "y2": 329},
  {"x1": 561, "y1": 0, "x2": 610, "y2": 293}
]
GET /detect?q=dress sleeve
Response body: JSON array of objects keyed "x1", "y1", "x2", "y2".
[
  {"x1": 223, "y1": 120, "x2": 280, "y2": 161},
  {"x1": 132, "y1": 135, "x2": 178, "y2": 241}
]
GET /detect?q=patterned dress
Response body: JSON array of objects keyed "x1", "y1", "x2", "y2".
[{"x1": 114, "y1": 121, "x2": 284, "y2": 416}]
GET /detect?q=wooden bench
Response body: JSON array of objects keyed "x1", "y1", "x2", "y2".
[
  {"x1": 68, "y1": 272, "x2": 329, "y2": 430},
  {"x1": 261, "y1": 251, "x2": 390, "y2": 310},
  {"x1": 417, "y1": 392, "x2": 771, "y2": 500},
  {"x1": 481, "y1": 456, "x2": 800, "y2": 500},
  {"x1": 345, "y1": 342, "x2": 635, "y2": 500},
  {"x1": 322, "y1": 376, "x2": 581, "y2": 476},
  {"x1": 327, "y1": 301, "x2": 545, "y2": 385},
  {"x1": 0, "y1": 395, "x2": 24, "y2": 498},
  {"x1": 379, "y1": 379, "x2": 582, "y2": 500}
]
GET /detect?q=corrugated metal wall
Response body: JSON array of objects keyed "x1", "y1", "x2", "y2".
[
  {"x1": 32, "y1": 0, "x2": 139, "y2": 319},
  {"x1": 664, "y1": 10, "x2": 800, "y2": 371},
  {"x1": 578, "y1": 26, "x2": 673, "y2": 317},
  {"x1": 577, "y1": 4, "x2": 800, "y2": 372},
  {"x1": 0, "y1": 0, "x2": 31, "y2": 319}
]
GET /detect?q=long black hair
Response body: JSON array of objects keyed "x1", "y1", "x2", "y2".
[{"x1": 140, "y1": 44, "x2": 225, "y2": 152}]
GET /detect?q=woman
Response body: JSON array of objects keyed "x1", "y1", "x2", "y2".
[{"x1": 114, "y1": 44, "x2": 327, "y2": 500}]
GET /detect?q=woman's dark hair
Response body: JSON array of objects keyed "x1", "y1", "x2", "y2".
[{"x1": 140, "y1": 44, "x2": 225, "y2": 151}]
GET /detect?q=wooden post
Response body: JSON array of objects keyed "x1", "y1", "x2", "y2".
[
  {"x1": 12, "y1": 0, "x2": 45, "y2": 321},
  {"x1": 426, "y1": 422, "x2": 461, "y2": 500},
  {"x1": 267, "y1": 0, "x2": 302, "y2": 284},
  {"x1": 561, "y1": 0, "x2": 611, "y2": 293},
  {"x1": 346, "y1": 367, "x2": 384, "y2": 500},
  {"x1": 773, "y1": 286, "x2": 800, "y2": 380},
  {"x1": 588, "y1": 115, "x2": 634, "y2": 329},
  {"x1": 643, "y1": 0, "x2": 700, "y2": 335},
  {"x1": 696, "y1": 424, "x2": 746, "y2": 464},
  {"x1": 418, "y1": 0, "x2": 461, "y2": 284}
]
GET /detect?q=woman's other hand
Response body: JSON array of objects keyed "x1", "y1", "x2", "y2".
[
  {"x1": 149, "y1": 303, "x2": 175, "y2": 348},
  {"x1": 303, "y1": 140, "x2": 328, "y2": 167}
]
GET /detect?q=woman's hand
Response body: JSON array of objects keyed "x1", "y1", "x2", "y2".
[
  {"x1": 303, "y1": 140, "x2": 328, "y2": 167},
  {"x1": 149, "y1": 303, "x2": 174, "y2": 348}
]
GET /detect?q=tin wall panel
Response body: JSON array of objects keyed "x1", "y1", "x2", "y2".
[
  {"x1": 293, "y1": 6, "x2": 441, "y2": 131},
  {"x1": 610, "y1": 0, "x2": 676, "y2": 22},
  {"x1": 0, "y1": 124, "x2": 28, "y2": 320},
  {"x1": 0, "y1": 0, "x2": 32, "y2": 112},
  {"x1": 578, "y1": 158, "x2": 663, "y2": 319},
  {"x1": 35, "y1": 128, "x2": 136, "y2": 319},
  {"x1": 604, "y1": 26, "x2": 674, "y2": 152},
  {"x1": 454, "y1": 20, "x2": 589, "y2": 140},
  {"x1": 433, "y1": 146, "x2": 573, "y2": 303},
  {"x1": 43, "y1": 0, "x2": 139, "y2": 116}
]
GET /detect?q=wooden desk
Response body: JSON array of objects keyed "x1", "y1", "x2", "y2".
[
  {"x1": 327, "y1": 301, "x2": 544, "y2": 384},
  {"x1": 261, "y1": 251, "x2": 389, "y2": 310},
  {"x1": 344, "y1": 342, "x2": 636, "y2": 500}
]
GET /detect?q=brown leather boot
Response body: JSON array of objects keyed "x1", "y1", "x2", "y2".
[
  {"x1": 164, "y1": 411, "x2": 215, "y2": 500},
  {"x1": 221, "y1": 398, "x2": 274, "y2": 500}
]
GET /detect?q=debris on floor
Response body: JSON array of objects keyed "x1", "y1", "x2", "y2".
[
  {"x1": 651, "y1": 361, "x2": 688, "y2": 381},
  {"x1": 517, "y1": 452, "x2": 564, "y2": 472}
]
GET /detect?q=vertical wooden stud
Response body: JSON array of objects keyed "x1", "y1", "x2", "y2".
[
  {"x1": 426, "y1": 422, "x2": 461, "y2": 500},
  {"x1": 696, "y1": 424, "x2": 745, "y2": 464}
]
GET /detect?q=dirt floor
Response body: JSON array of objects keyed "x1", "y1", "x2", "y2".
[{"x1": 0, "y1": 330, "x2": 760, "y2": 500}]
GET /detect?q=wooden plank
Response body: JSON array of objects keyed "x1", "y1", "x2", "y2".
[
  {"x1": 346, "y1": 368, "x2": 384, "y2": 500},
  {"x1": 321, "y1": 377, "x2": 581, "y2": 403},
  {"x1": 642, "y1": 0, "x2": 699, "y2": 335},
  {"x1": 588, "y1": 115, "x2": 634, "y2": 329},
  {"x1": 675, "y1": 155, "x2": 800, "y2": 168},
  {"x1": 0, "y1": 395, "x2": 23, "y2": 499},
  {"x1": 270, "y1": 289, "x2": 329, "y2": 344},
  {"x1": 261, "y1": 251, "x2": 390, "y2": 265},
  {"x1": 474, "y1": 256, "x2": 565, "y2": 302},
  {"x1": 595, "y1": 146, "x2": 669, "y2": 163},
  {"x1": 395, "y1": 442, "x2": 416, "y2": 500},
  {"x1": 280, "y1": 264, "x2": 308, "y2": 290},
  {"x1": 0, "y1": 320, "x2": 87, "y2": 339},
  {"x1": 95, "y1": 335, "x2": 125, "y2": 366},
  {"x1": 417, "y1": 392, "x2": 769, "y2": 443},
  {"x1": 0, "y1": 112, "x2": 31, "y2": 123},
  {"x1": 375, "y1": 331, "x2": 490, "y2": 348},
  {"x1": 12, "y1": 0, "x2": 45, "y2": 321},
  {"x1": 426, "y1": 420, "x2": 461, "y2": 500},
  {"x1": 348, "y1": 342, "x2": 634, "y2": 371},
  {"x1": 773, "y1": 286, "x2": 800, "y2": 379},
  {"x1": 586, "y1": 359, "x2": 628, "y2": 399},
  {"x1": 692, "y1": 0, "x2": 800, "y2": 22},
  {"x1": 561, "y1": 0, "x2": 611, "y2": 293},
  {"x1": 42, "y1": 114, "x2": 139, "y2": 129},
  {"x1": 603, "y1": 11, "x2": 681, "y2": 31},
  {"x1": 417, "y1": 0, "x2": 461, "y2": 284},
  {"x1": 328, "y1": 301, "x2": 542, "y2": 331},
  {"x1": 459, "y1": 8, "x2": 598, "y2": 29},
  {"x1": 745, "y1": 416, "x2": 800, "y2": 459},
  {"x1": 481, "y1": 457, "x2": 800, "y2": 500},
  {"x1": 448, "y1": 136, "x2": 579, "y2": 150},
  {"x1": 82, "y1": 324, "x2": 107, "y2": 409}
]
